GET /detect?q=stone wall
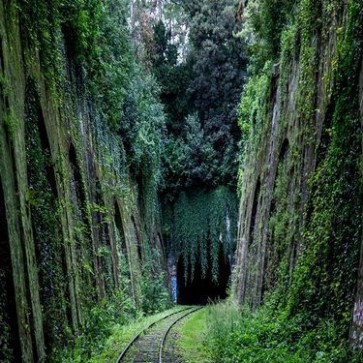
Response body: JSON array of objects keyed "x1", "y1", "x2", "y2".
[{"x1": 233, "y1": 0, "x2": 363, "y2": 347}]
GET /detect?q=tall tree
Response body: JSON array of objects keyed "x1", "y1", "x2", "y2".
[
  {"x1": 150, "y1": 0, "x2": 247, "y2": 193},
  {"x1": 186, "y1": 0, "x2": 247, "y2": 186}
]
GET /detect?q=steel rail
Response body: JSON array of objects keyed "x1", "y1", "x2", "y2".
[{"x1": 116, "y1": 306, "x2": 194, "y2": 363}]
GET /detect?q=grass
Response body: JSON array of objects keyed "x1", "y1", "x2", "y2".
[
  {"x1": 175, "y1": 308, "x2": 212, "y2": 363},
  {"x1": 202, "y1": 301, "x2": 363, "y2": 363},
  {"x1": 82, "y1": 301, "x2": 363, "y2": 363},
  {"x1": 89, "y1": 305, "x2": 186, "y2": 363}
]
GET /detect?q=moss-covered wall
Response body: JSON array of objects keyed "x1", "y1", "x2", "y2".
[
  {"x1": 234, "y1": 0, "x2": 362, "y2": 347},
  {"x1": 350, "y1": 56, "x2": 363, "y2": 349},
  {"x1": 0, "y1": 1, "x2": 166, "y2": 362}
]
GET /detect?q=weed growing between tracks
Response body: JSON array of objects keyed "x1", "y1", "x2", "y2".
[{"x1": 175, "y1": 308, "x2": 211, "y2": 363}]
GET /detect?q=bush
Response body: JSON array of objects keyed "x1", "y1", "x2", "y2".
[
  {"x1": 51, "y1": 288, "x2": 139, "y2": 362},
  {"x1": 141, "y1": 271, "x2": 171, "y2": 315},
  {"x1": 204, "y1": 302, "x2": 362, "y2": 363}
]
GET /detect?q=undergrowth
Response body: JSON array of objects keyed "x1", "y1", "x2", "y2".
[
  {"x1": 204, "y1": 302, "x2": 362, "y2": 363},
  {"x1": 89, "y1": 305, "x2": 185, "y2": 363},
  {"x1": 52, "y1": 280, "x2": 171, "y2": 362}
]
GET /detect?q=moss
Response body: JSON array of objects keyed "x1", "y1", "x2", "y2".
[
  {"x1": 25, "y1": 78, "x2": 70, "y2": 348},
  {"x1": 3, "y1": 111, "x2": 19, "y2": 139},
  {"x1": 289, "y1": 0, "x2": 363, "y2": 321}
]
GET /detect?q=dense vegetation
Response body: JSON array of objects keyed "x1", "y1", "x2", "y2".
[
  {"x1": 163, "y1": 186, "x2": 237, "y2": 281},
  {"x1": 227, "y1": 0, "x2": 363, "y2": 361},
  {"x1": 204, "y1": 303, "x2": 362, "y2": 363},
  {"x1": 0, "y1": 0, "x2": 243, "y2": 361},
  {"x1": 152, "y1": 1, "x2": 246, "y2": 191},
  {"x1": 1, "y1": 0, "x2": 362, "y2": 362},
  {"x1": 1, "y1": 1, "x2": 170, "y2": 362},
  {"x1": 142, "y1": 0, "x2": 245, "y2": 277}
]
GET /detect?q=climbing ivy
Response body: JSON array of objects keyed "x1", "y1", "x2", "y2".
[
  {"x1": 4, "y1": 0, "x2": 169, "y2": 360},
  {"x1": 288, "y1": 0, "x2": 363, "y2": 323}
]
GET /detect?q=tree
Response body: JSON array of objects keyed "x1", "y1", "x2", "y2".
[
  {"x1": 185, "y1": 0, "x2": 247, "y2": 186},
  {"x1": 148, "y1": 0, "x2": 247, "y2": 194}
]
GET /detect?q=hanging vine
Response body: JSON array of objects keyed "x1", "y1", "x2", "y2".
[{"x1": 166, "y1": 186, "x2": 238, "y2": 282}]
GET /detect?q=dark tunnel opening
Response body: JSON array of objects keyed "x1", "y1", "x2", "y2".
[{"x1": 177, "y1": 244, "x2": 231, "y2": 305}]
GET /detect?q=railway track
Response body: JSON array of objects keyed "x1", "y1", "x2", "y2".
[{"x1": 116, "y1": 306, "x2": 202, "y2": 363}]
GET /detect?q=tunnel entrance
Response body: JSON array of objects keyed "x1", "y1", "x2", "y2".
[{"x1": 177, "y1": 244, "x2": 231, "y2": 305}]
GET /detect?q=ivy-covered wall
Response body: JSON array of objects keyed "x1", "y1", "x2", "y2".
[
  {"x1": 0, "y1": 1, "x2": 167, "y2": 362},
  {"x1": 234, "y1": 0, "x2": 362, "y2": 348}
]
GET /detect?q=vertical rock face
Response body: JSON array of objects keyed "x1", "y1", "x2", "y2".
[
  {"x1": 234, "y1": 0, "x2": 362, "y2": 346},
  {"x1": 0, "y1": 1, "x2": 166, "y2": 361},
  {"x1": 350, "y1": 59, "x2": 363, "y2": 349}
]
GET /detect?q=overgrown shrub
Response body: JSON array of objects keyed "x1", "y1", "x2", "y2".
[
  {"x1": 204, "y1": 302, "x2": 362, "y2": 363},
  {"x1": 51, "y1": 288, "x2": 138, "y2": 362}
]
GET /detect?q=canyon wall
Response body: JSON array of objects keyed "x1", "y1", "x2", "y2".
[
  {"x1": 234, "y1": 0, "x2": 363, "y2": 346},
  {"x1": 0, "y1": 1, "x2": 166, "y2": 362}
]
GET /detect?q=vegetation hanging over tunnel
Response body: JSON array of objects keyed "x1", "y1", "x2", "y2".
[
  {"x1": 143, "y1": 0, "x2": 245, "y2": 281},
  {"x1": 163, "y1": 186, "x2": 237, "y2": 282}
]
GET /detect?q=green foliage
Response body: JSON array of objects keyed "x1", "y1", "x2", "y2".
[
  {"x1": 19, "y1": 0, "x2": 132, "y2": 129},
  {"x1": 162, "y1": 114, "x2": 216, "y2": 190},
  {"x1": 51, "y1": 288, "x2": 138, "y2": 362},
  {"x1": 121, "y1": 71, "x2": 165, "y2": 233},
  {"x1": 165, "y1": 186, "x2": 237, "y2": 281},
  {"x1": 60, "y1": 0, "x2": 102, "y2": 64},
  {"x1": 137, "y1": 239, "x2": 171, "y2": 314},
  {"x1": 20, "y1": 0, "x2": 166, "y2": 232},
  {"x1": 238, "y1": 0, "x2": 295, "y2": 71},
  {"x1": 134, "y1": 2, "x2": 244, "y2": 286},
  {"x1": 151, "y1": 34, "x2": 191, "y2": 135},
  {"x1": 52, "y1": 256, "x2": 170, "y2": 362},
  {"x1": 150, "y1": 21, "x2": 178, "y2": 68},
  {"x1": 175, "y1": 308, "x2": 210, "y2": 363},
  {"x1": 14, "y1": 0, "x2": 169, "y2": 359},
  {"x1": 140, "y1": 270, "x2": 171, "y2": 315},
  {"x1": 204, "y1": 302, "x2": 362, "y2": 363},
  {"x1": 288, "y1": 0, "x2": 363, "y2": 321},
  {"x1": 88, "y1": 0, "x2": 133, "y2": 130},
  {"x1": 237, "y1": 61, "x2": 271, "y2": 150},
  {"x1": 50, "y1": 221, "x2": 170, "y2": 362},
  {"x1": 121, "y1": 72, "x2": 165, "y2": 172},
  {"x1": 25, "y1": 79, "x2": 70, "y2": 347},
  {"x1": 148, "y1": 0, "x2": 246, "y2": 193},
  {"x1": 19, "y1": 0, "x2": 102, "y2": 84},
  {"x1": 2, "y1": 112, "x2": 19, "y2": 140},
  {"x1": 235, "y1": 0, "x2": 363, "y2": 358}
]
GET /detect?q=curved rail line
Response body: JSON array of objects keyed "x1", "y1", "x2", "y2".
[
  {"x1": 116, "y1": 306, "x2": 195, "y2": 363},
  {"x1": 158, "y1": 306, "x2": 203, "y2": 363}
]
